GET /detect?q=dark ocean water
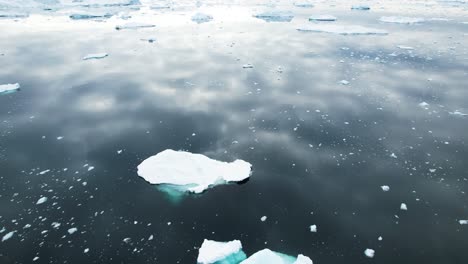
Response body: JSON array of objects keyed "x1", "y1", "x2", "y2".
[{"x1": 1, "y1": 3, "x2": 468, "y2": 264}]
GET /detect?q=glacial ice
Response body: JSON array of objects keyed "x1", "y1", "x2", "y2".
[
  {"x1": 309, "y1": 15, "x2": 337, "y2": 22},
  {"x1": 400, "y1": 203, "x2": 408, "y2": 210},
  {"x1": 364, "y1": 248, "x2": 375, "y2": 258},
  {"x1": 197, "y1": 239, "x2": 246, "y2": 264},
  {"x1": 460, "y1": 220, "x2": 468, "y2": 225},
  {"x1": 297, "y1": 24, "x2": 388, "y2": 35},
  {"x1": 115, "y1": 22, "x2": 155, "y2": 30},
  {"x1": 82, "y1": 53, "x2": 108, "y2": 60},
  {"x1": 1, "y1": 231, "x2": 15, "y2": 242},
  {"x1": 449, "y1": 110, "x2": 467, "y2": 116},
  {"x1": 240, "y1": 249, "x2": 312, "y2": 264},
  {"x1": 254, "y1": 11, "x2": 294, "y2": 22},
  {"x1": 381, "y1": 185, "x2": 390, "y2": 192},
  {"x1": 36, "y1": 197, "x2": 48, "y2": 205},
  {"x1": 0, "y1": 83, "x2": 20, "y2": 95},
  {"x1": 309, "y1": 225, "x2": 317, "y2": 232},
  {"x1": 192, "y1": 13, "x2": 213, "y2": 23},
  {"x1": 379, "y1": 16, "x2": 426, "y2": 24},
  {"x1": 137, "y1": 149, "x2": 252, "y2": 194}
]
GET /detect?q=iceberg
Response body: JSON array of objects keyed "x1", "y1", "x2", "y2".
[
  {"x1": 381, "y1": 185, "x2": 390, "y2": 192},
  {"x1": 0, "y1": 12, "x2": 29, "y2": 19},
  {"x1": 364, "y1": 248, "x2": 375, "y2": 258},
  {"x1": 82, "y1": 53, "x2": 108, "y2": 60},
  {"x1": 36, "y1": 197, "x2": 48, "y2": 205},
  {"x1": 1, "y1": 231, "x2": 15, "y2": 242},
  {"x1": 240, "y1": 249, "x2": 312, "y2": 264},
  {"x1": 400, "y1": 203, "x2": 408, "y2": 210},
  {"x1": 69, "y1": 13, "x2": 113, "y2": 20},
  {"x1": 115, "y1": 22, "x2": 155, "y2": 30},
  {"x1": 309, "y1": 15, "x2": 337, "y2": 22},
  {"x1": 460, "y1": 220, "x2": 468, "y2": 225},
  {"x1": 379, "y1": 16, "x2": 426, "y2": 24},
  {"x1": 351, "y1": 5, "x2": 370, "y2": 10},
  {"x1": 0, "y1": 83, "x2": 20, "y2": 95},
  {"x1": 294, "y1": 2, "x2": 314, "y2": 8},
  {"x1": 449, "y1": 110, "x2": 467, "y2": 116},
  {"x1": 254, "y1": 11, "x2": 294, "y2": 22},
  {"x1": 137, "y1": 149, "x2": 252, "y2": 194},
  {"x1": 297, "y1": 24, "x2": 388, "y2": 35},
  {"x1": 197, "y1": 239, "x2": 247, "y2": 264},
  {"x1": 192, "y1": 13, "x2": 213, "y2": 24}
]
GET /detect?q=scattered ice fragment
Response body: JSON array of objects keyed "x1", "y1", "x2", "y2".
[
  {"x1": 0, "y1": 13, "x2": 28, "y2": 19},
  {"x1": 340, "y1": 80, "x2": 349, "y2": 85},
  {"x1": 148, "y1": 235, "x2": 153, "y2": 240},
  {"x1": 51, "y1": 222, "x2": 61, "y2": 229},
  {"x1": 141, "y1": 38, "x2": 156, "y2": 43},
  {"x1": 449, "y1": 110, "x2": 468, "y2": 116},
  {"x1": 117, "y1": 149, "x2": 123, "y2": 154},
  {"x1": 36, "y1": 197, "x2": 48, "y2": 205},
  {"x1": 68, "y1": 227, "x2": 78, "y2": 234},
  {"x1": 419, "y1": 102, "x2": 429, "y2": 108},
  {"x1": 69, "y1": 13, "x2": 112, "y2": 20},
  {"x1": 33, "y1": 257, "x2": 39, "y2": 261},
  {"x1": 379, "y1": 16, "x2": 425, "y2": 24},
  {"x1": 137, "y1": 149, "x2": 252, "y2": 194},
  {"x1": 364, "y1": 248, "x2": 375, "y2": 258},
  {"x1": 400, "y1": 203, "x2": 408, "y2": 211},
  {"x1": 294, "y1": 2, "x2": 314, "y2": 8},
  {"x1": 459, "y1": 220, "x2": 468, "y2": 225},
  {"x1": 191, "y1": 13, "x2": 213, "y2": 23},
  {"x1": 260, "y1": 216, "x2": 267, "y2": 222},
  {"x1": 84, "y1": 248, "x2": 89, "y2": 253},
  {"x1": 115, "y1": 22, "x2": 155, "y2": 30},
  {"x1": 243, "y1": 64, "x2": 254, "y2": 69},
  {"x1": 390, "y1": 153, "x2": 397, "y2": 159},
  {"x1": 381, "y1": 185, "x2": 390, "y2": 192},
  {"x1": 254, "y1": 11, "x2": 294, "y2": 22},
  {"x1": 0, "y1": 83, "x2": 20, "y2": 95},
  {"x1": 309, "y1": 15, "x2": 337, "y2": 21},
  {"x1": 88, "y1": 166, "x2": 95, "y2": 171},
  {"x1": 351, "y1": 5, "x2": 370, "y2": 10},
  {"x1": 2, "y1": 231, "x2": 15, "y2": 242},
  {"x1": 240, "y1": 249, "x2": 312, "y2": 264},
  {"x1": 378, "y1": 236, "x2": 383, "y2": 241},
  {"x1": 297, "y1": 24, "x2": 388, "y2": 35},
  {"x1": 82, "y1": 53, "x2": 108, "y2": 60},
  {"x1": 309, "y1": 225, "x2": 317, "y2": 232},
  {"x1": 39, "y1": 169, "x2": 50, "y2": 175},
  {"x1": 397, "y1": 45, "x2": 414, "y2": 50},
  {"x1": 197, "y1": 239, "x2": 246, "y2": 264}
]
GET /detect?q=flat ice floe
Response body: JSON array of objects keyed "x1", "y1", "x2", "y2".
[
  {"x1": 197, "y1": 239, "x2": 246, "y2": 263},
  {"x1": 294, "y1": 2, "x2": 314, "y2": 8},
  {"x1": 191, "y1": 13, "x2": 213, "y2": 23},
  {"x1": 115, "y1": 22, "x2": 155, "y2": 30},
  {"x1": 69, "y1": 13, "x2": 113, "y2": 20},
  {"x1": 351, "y1": 5, "x2": 370, "y2": 10},
  {"x1": 2, "y1": 231, "x2": 15, "y2": 242},
  {"x1": 254, "y1": 11, "x2": 294, "y2": 22},
  {"x1": 379, "y1": 16, "x2": 426, "y2": 24},
  {"x1": 297, "y1": 24, "x2": 388, "y2": 35},
  {"x1": 0, "y1": 83, "x2": 20, "y2": 95},
  {"x1": 240, "y1": 249, "x2": 312, "y2": 264},
  {"x1": 309, "y1": 15, "x2": 337, "y2": 21},
  {"x1": 82, "y1": 53, "x2": 108, "y2": 60},
  {"x1": 137, "y1": 149, "x2": 252, "y2": 194}
]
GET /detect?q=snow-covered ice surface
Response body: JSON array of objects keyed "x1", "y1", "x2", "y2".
[
  {"x1": 137, "y1": 149, "x2": 252, "y2": 194},
  {"x1": 1, "y1": 0, "x2": 468, "y2": 263},
  {"x1": 297, "y1": 24, "x2": 388, "y2": 35}
]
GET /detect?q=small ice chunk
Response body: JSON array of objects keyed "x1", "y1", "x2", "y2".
[
  {"x1": 69, "y1": 13, "x2": 112, "y2": 20},
  {"x1": 197, "y1": 239, "x2": 246, "y2": 264},
  {"x1": 84, "y1": 248, "x2": 89, "y2": 253},
  {"x1": 379, "y1": 16, "x2": 425, "y2": 24},
  {"x1": 351, "y1": 5, "x2": 370, "y2": 10},
  {"x1": 2, "y1": 231, "x2": 15, "y2": 242},
  {"x1": 137, "y1": 149, "x2": 252, "y2": 194},
  {"x1": 88, "y1": 166, "x2": 95, "y2": 171},
  {"x1": 117, "y1": 150, "x2": 123, "y2": 154},
  {"x1": 390, "y1": 153, "x2": 397, "y2": 159},
  {"x1": 340, "y1": 80, "x2": 349, "y2": 85},
  {"x1": 309, "y1": 225, "x2": 317, "y2": 232},
  {"x1": 419, "y1": 102, "x2": 429, "y2": 108},
  {"x1": 381, "y1": 185, "x2": 390, "y2": 192},
  {"x1": 36, "y1": 197, "x2": 48, "y2": 205},
  {"x1": 397, "y1": 45, "x2": 414, "y2": 50},
  {"x1": 400, "y1": 203, "x2": 408, "y2": 210},
  {"x1": 141, "y1": 38, "x2": 156, "y2": 43},
  {"x1": 260, "y1": 216, "x2": 267, "y2": 222},
  {"x1": 297, "y1": 24, "x2": 387, "y2": 35},
  {"x1": 0, "y1": 13, "x2": 28, "y2": 19},
  {"x1": 459, "y1": 220, "x2": 468, "y2": 225},
  {"x1": 364, "y1": 248, "x2": 375, "y2": 258},
  {"x1": 449, "y1": 110, "x2": 468, "y2": 116},
  {"x1": 68, "y1": 227, "x2": 78, "y2": 234},
  {"x1": 191, "y1": 13, "x2": 213, "y2": 23},
  {"x1": 309, "y1": 15, "x2": 337, "y2": 21},
  {"x1": 83, "y1": 53, "x2": 108, "y2": 60},
  {"x1": 378, "y1": 236, "x2": 383, "y2": 241},
  {"x1": 254, "y1": 11, "x2": 294, "y2": 22},
  {"x1": 243, "y1": 64, "x2": 254, "y2": 69},
  {"x1": 0, "y1": 83, "x2": 20, "y2": 95},
  {"x1": 115, "y1": 22, "x2": 155, "y2": 30},
  {"x1": 240, "y1": 249, "x2": 312, "y2": 264},
  {"x1": 294, "y1": 2, "x2": 314, "y2": 8}
]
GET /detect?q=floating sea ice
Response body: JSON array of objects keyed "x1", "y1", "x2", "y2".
[
  {"x1": 84, "y1": 248, "x2": 89, "y2": 253},
  {"x1": 141, "y1": 37, "x2": 156, "y2": 43},
  {"x1": 137, "y1": 149, "x2": 252, "y2": 194},
  {"x1": 243, "y1": 64, "x2": 254, "y2": 68},
  {"x1": 340, "y1": 80, "x2": 349, "y2": 85},
  {"x1": 294, "y1": 2, "x2": 314, "y2": 8},
  {"x1": 351, "y1": 5, "x2": 370, "y2": 10},
  {"x1": 1, "y1": 231, "x2": 15, "y2": 242},
  {"x1": 36, "y1": 197, "x2": 48, "y2": 205},
  {"x1": 68, "y1": 227, "x2": 78, "y2": 234},
  {"x1": 364, "y1": 248, "x2": 375, "y2": 258},
  {"x1": 0, "y1": 12, "x2": 29, "y2": 19},
  {"x1": 69, "y1": 13, "x2": 112, "y2": 20},
  {"x1": 390, "y1": 153, "x2": 397, "y2": 158},
  {"x1": 449, "y1": 110, "x2": 468, "y2": 116},
  {"x1": 150, "y1": 4, "x2": 171, "y2": 10},
  {"x1": 82, "y1": 53, "x2": 108, "y2": 60},
  {"x1": 309, "y1": 15, "x2": 337, "y2": 21},
  {"x1": 400, "y1": 203, "x2": 408, "y2": 210},
  {"x1": 309, "y1": 225, "x2": 317, "y2": 232},
  {"x1": 418, "y1": 102, "x2": 429, "y2": 108},
  {"x1": 397, "y1": 45, "x2": 414, "y2": 50},
  {"x1": 459, "y1": 220, "x2": 468, "y2": 225},
  {"x1": 0, "y1": 83, "x2": 20, "y2": 95},
  {"x1": 260, "y1": 216, "x2": 267, "y2": 222},
  {"x1": 115, "y1": 22, "x2": 155, "y2": 30},
  {"x1": 192, "y1": 13, "x2": 213, "y2": 23},
  {"x1": 379, "y1": 16, "x2": 426, "y2": 24},
  {"x1": 197, "y1": 239, "x2": 247, "y2": 264},
  {"x1": 381, "y1": 185, "x2": 390, "y2": 192},
  {"x1": 254, "y1": 11, "x2": 294, "y2": 22},
  {"x1": 240, "y1": 249, "x2": 312, "y2": 264},
  {"x1": 297, "y1": 24, "x2": 388, "y2": 35}
]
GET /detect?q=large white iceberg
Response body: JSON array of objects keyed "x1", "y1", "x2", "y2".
[
  {"x1": 0, "y1": 83, "x2": 20, "y2": 95},
  {"x1": 240, "y1": 249, "x2": 312, "y2": 264},
  {"x1": 379, "y1": 16, "x2": 426, "y2": 24},
  {"x1": 297, "y1": 24, "x2": 388, "y2": 35},
  {"x1": 137, "y1": 149, "x2": 252, "y2": 194},
  {"x1": 197, "y1": 239, "x2": 247, "y2": 263}
]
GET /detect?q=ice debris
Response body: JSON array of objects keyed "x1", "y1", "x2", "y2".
[
  {"x1": 192, "y1": 13, "x2": 213, "y2": 23},
  {"x1": 379, "y1": 16, "x2": 426, "y2": 24},
  {"x1": 82, "y1": 53, "x2": 108, "y2": 60},
  {"x1": 381, "y1": 185, "x2": 390, "y2": 192},
  {"x1": 309, "y1": 225, "x2": 317, "y2": 232},
  {"x1": 137, "y1": 149, "x2": 252, "y2": 194},
  {"x1": 36, "y1": 197, "x2": 48, "y2": 205},
  {"x1": 297, "y1": 24, "x2": 388, "y2": 35},
  {"x1": 351, "y1": 5, "x2": 370, "y2": 10},
  {"x1": 260, "y1": 216, "x2": 267, "y2": 222},
  {"x1": 459, "y1": 220, "x2": 468, "y2": 225},
  {"x1": 309, "y1": 15, "x2": 337, "y2": 21},
  {"x1": 400, "y1": 203, "x2": 408, "y2": 211},
  {"x1": 243, "y1": 64, "x2": 254, "y2": 69},
  {"x1": 69, "y1": 13, "x2": 112, "y2": 20},
  {"x1": 68, "y1": 227, "x2": 78, "y2": 234},
  {"x1": 0, "y1": 83, "x2": 20, "y2": 95},
  {"x1": 115, "y1": 22, "x2": 155, "y2": 30},
  {"x1": 449, "y1": 110, "x2": 467, "y2": 116},
  {"x1": 294, "y1": 2, "x2": 314, "y2": 8},
  {"x1": 364, "y1": 248, "x2": 375, "y2": 258},
  {"x1": 2, "y1": 231, "x2": 15, "y2": 242},
  {"x1": 254, "y1": 11, "x2": 294, "y2": 22},
  {"x1": 197, "y1": 239, "x2": 246, "y2": 264},
  {"x1": 240, "y1": 249, "x2": 312, "y2": 264}
]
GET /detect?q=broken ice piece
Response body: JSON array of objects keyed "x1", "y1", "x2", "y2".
[
  {"x1": 297, "y1": 24, "x2": 388, "y2": 35},
  {"x1": 309, "y1": 15, "x2": 337, "y2": 21},
  {"x1": 418, "y1": 102, "x2": 429, "y2": 108},
  {"x1": 243, "y1": 64, "x2": 254, "y2": 69},
  {"x1": 379, "y1": 16, "x2": 425, "y2": 24},
  {"x1": 397, "y1": 45, "x2": 414, "y2": 50},
  {"x1": 141, "y1": 38, "x2": 156, "y2": 43},
  {"x1": 294, "y1": 2, "x2": 314, "y2": 8},
  {"x1": 0, "y1": 83, "x2": 20, "y2": 95},
  {"x1": 340, "y1": 80, "x2": 349, "y2": 85},
  {"x1": 137, "y1": 149, "x2": 252, "y2": 194},
  {"x1": 364, "y1": 248, "x2": 375, "y2": 258},
  {"x1": 36, "y1": 197, "x2": 48, "y2": 205},
  {"x1": 115, "y1": 22, "x2": 155, "y2": 30},
  {"x1": 459, "y1": 220, "x2": 468, "y2": 225},
  {"x1": 351, "y1": 5, "x2": 370, "y2": 10},
  {"x1": 260, "y1": 216, "x2": 267, "y2": 222},
  {"x1": 68, "y1": 227, "x2": 78, "y2": 234},
  {"x1": 254, "y1": 11, "x2": 294, "y2": 22},
  {"x1": 1, "y1": 231, "x2": 15, "y2": 242},
  {"x1": 197, "y1": 239, "x2": 246, "y2": 264},
  {"x1": 381, "y1": 185, "x2": 390, "y2": 192},
  {"x1": 309, "y1": 225, "x2": 317, "y2": 232},
  {"x1": 83, "y1": 53, "x2": 108, "y2": 60},
  {"x1": 240, "y1": 249, "x2": 312, "y2": 264},
  {"x1": 191, "y1": 13, "x2": 213, "y2": 23},
  {"x1": 400, "y1": 203, "x2": 408, "y2": 210},
  {"x1": 449, "y1": 110, "x2": 467, "y2": 116},
  {"x1": 69, "y1": 13, "x2": 112, "y2": 20}
]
